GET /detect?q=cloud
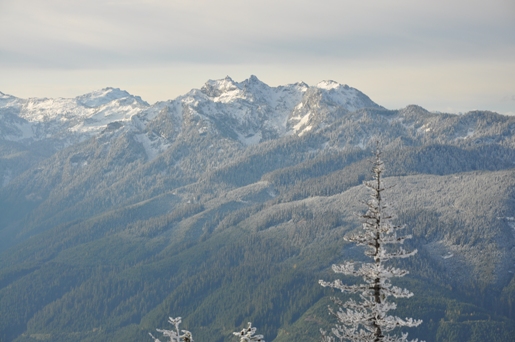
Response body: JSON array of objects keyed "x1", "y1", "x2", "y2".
[
  {"x1": 1, "y1": 0, "x2": 514, "y2": 69},
  {"x1": 1, "y1": 0, "x2": 514, "y2": 116}
]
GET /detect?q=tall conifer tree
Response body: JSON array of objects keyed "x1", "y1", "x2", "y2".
[{"x1": 319, "y1": 147, "x2": 423, "y2": 342}]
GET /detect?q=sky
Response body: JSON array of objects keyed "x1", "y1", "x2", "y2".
[{"x1": 1, "y1": 0, "x2": 514, "y2": 114}]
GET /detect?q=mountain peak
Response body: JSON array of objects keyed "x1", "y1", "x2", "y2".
[
  {"x1": 201, "y1": 76, "x2": 240, "y2": 98},
  {"x1": 316, "y1": 80, "x2": 347, "y2": 90},
  {"x1": 75, "y1": 87, "x2": 134, "y2": 108},
  {"x1": 0, "y1": 91, "x2": 16, "y2": 99},
  {"x1": 247, "y1": 75, "x2": 261, "y2": 83},
  {"x1": 240, "y1": 75, "x2": 271, "y2": 94},
  {"x1": 0, "y1": 91, "x2": 21, "y2": 108},
  {"x1": 401, "y1": 104, "x2": 430, "y2": 114}
]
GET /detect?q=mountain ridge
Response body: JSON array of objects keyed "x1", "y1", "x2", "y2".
[
  {"x1": 1, "y1": 76, "x2": 515, "y2": 341},
  {"x1": 0, "y1": 76, "x2": 384, "y2": 150}
]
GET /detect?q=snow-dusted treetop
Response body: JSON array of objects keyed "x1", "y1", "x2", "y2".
[
  {"x1": 149, "y1": 317, "x2": 193, "y2": 342},
  {"x1": 233, "y1": 322, "x2": 265, "y2": 342}
]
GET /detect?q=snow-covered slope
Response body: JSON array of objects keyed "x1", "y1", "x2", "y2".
[
  {"x1": 288, "y1": 80, "x2": 383, "y2": 136},
  {"x1": 0, "y1": 88, "x2": 149, "y2": 148},
  {"x1": 192, "y1": 75, "x2": 310, "y2": 144}
]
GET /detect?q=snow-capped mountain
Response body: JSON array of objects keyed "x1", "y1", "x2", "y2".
[
  {"x1": 0, "y1": 77, "x2": 382, "y2": 150},
  {"x1": 197, "y1": 75, "x2": 309, "y2": 143},
  {"x1": 0, "y1": 88, "x2": 149, "y2": 148},
  {"x1": 188, "y1": 75, "x2": 382, "y2": 141},
  {"x1": 2, "y1": 76, "x2": 515, "y2": 184},
  {"x1": 122, "y1": 76, "x2": 384, "y2": 162}
]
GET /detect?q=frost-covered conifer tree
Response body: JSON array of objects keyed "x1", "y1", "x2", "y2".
[
  {"x1": 233, "y1": 322, "x2": 265, "y2": 342},
  {"x1": 149, "y1": 317, "x2": 193, "y2": 342},
  {"x1": 319, "y1": 147, "x2": 423, "y2": 342}
]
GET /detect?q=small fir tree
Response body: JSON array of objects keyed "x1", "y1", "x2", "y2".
[
  {"x1": 233, "y1": 322, "x2": 265, "y2": 342},
  {"x1": 319, "y1": 148, "x2": 423, "y2": 342},
  {"x1": 150, "y1": 317, "x2": 265, "y2": 342},
  {"x1": 149, "y1": 317, "x2": 193, "y2": 342}
]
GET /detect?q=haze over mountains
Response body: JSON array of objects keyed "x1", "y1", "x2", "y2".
[{"x1": 0, "y1": 76, "x2": 514, "y2": 342}]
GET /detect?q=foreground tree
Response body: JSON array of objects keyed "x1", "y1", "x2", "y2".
[
  {"x1": 319, "y1": 148, "x2": 423, "y2": 342},
  {"x1": 150, "y1": 318, "x2": 265, "y2": 342},
  {"x1": 233, "y1": 322, "x2": 265, "y2": 342},
  {"x1": 149, "y1": 317, "x2": 193, "y2": 342}
]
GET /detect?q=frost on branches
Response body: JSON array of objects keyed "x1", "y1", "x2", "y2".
[
  {"x1": 233, "y1": 322, "x2": 265, "y2": 342},
  {"x1": 150, "y1": 318, "x2": 265, "y2": 342},
  {"x1": 319, "y1": 148, "x2": 423, "y2": 342},
  {"x1": 149, "y1": 317, "x2": 193, "y2": 342}
]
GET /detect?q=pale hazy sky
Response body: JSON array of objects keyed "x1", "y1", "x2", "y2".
[{"x1": 1, "y1": 0, "x2": 514, "y2": 114}]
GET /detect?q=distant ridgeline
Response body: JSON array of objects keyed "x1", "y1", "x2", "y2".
[{"x1": 0, "y1": 76, "x2": 514, "y2": 342}]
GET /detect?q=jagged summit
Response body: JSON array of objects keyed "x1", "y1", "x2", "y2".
[
  {"x1": 201, "y1": 76, "x2": 240, "y2": 99},
  {"x1": 200, "y1": 75, "x2": 273, "y2": 103}
]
